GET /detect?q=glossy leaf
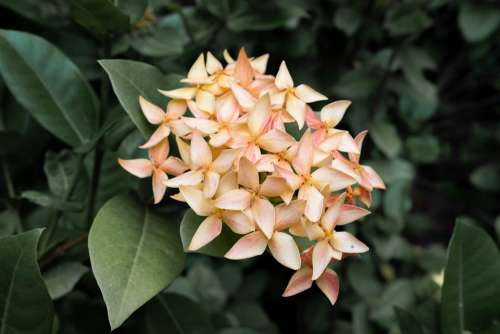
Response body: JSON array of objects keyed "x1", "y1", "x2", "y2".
[
  {"x1": 43, "y1": 262, "x2": 89, "y2": 300},
  {"x1": 369, "y1": 121, "x2": 402, "y2": 158},
  {"x1": 0, "y1": 30, "x2": 99, "y2": 146},
  {"x1": 441, "y1": 220, "x2": 500, "y2": 333},
  {"x1": 0, "y1": 229, "x2": 54, "y2": 333},
  {"x1": 89, "y1": 194, "x2": 185, "y2": 330},
  {"x1": 180, "y1": 209, "x2": 239, "y2": 257},
  {"x1": 69, "y1": 0, "x2": 129, "y2": 36},
  {"x1": 458, "y1": 2, "x2": 500, "y2": 42}
]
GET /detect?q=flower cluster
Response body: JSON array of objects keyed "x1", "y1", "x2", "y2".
[{"x1": 118, "y1": 49, "x2": 385, "y2": 305}]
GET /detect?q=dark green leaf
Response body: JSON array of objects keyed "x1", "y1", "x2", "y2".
[
  {"x1": 334, "y1": 7, "x2": 361, "y2": 36},
  {"x1": 0, "y1": 229, "x2": 54, "y2": 333},
  {"x1": 406, "y1": 135, "x2": 440, "y2": 163},
  {"x1": 43, "y1": 262, "x2": 89, "y2": 299},
  {"x1": 395, "y1": 307, "x2": 425, "y2": 334},
  {"x1": 385, "y1": 5, "x2": 432, "y2": 36},
  {"x1": 0, "y1": 0, "x2": 70, "y2": 27},
  {"x1": 115, "y1": 0, "x2": 147, "y2": 23},
  {"x1": 458, "y1": 2, "x2": 500, "y2": 42},
  {"x1": 187, "y1": 263, "x2": 227, "y2": 312},
  {"x1": 0, "y1": 30, "x2": 99, "y2": 146},
  {"x1": 180, "y1": 209, "x2": 239, "y2": 257},
  {"x1": 470, "y1": 163, "x2": 500, "y2": 191},
  {"x1": 69, "y1": 0, "x2": 129, "y2": 35},
  {"x1": 369, "y1": 121, "x2": 402, "y2": 158},
  {"x1": 89, "y1": 194, "x2": 185, "y2": 330},
  {"x1": 441, "y1": 220, "x2": 500, "y2": 333}
]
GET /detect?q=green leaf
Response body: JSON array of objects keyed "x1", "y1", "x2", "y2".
[
  {"x1": 458, "y1": 2, "x2": 500, "y2": 42},
  {"x1": 383, "y1": 180, "x2": 412, "y2": 224},
  {"x1": 180, "y1": 209, "x2": 239, "y2": 257},
  {"x1": 470, "y1": 163, "x2": 500, "y2": 191},
  {"x1": 43, "y1": 262, "x2": 89, "y2": 300},
  {"x1": 406, "y1": 134, "x2": 440, "y2": 163},
  {"x1": 371, "y1": 279, "x2": 416, "y2": 328},
  {"x1": 89, "y1": 194, "x2": 185, "y2": 330},
  {"x1": 0, "y1": 30, "x2": 99, "y2": 146},
  {"x1": 385, "y1": 4, "x2": 432, "y2": 36},
  {"x1": 187, "y1": 263, "x2": 227, "y2": 312},
  {"x1": 44, "y1": 150, "x2": 83, "y2": 198},
  {"x1": 333, "y1": 6, "x2": 361, "y2": 36},
  {"x1": 99, "y1": 59, "x2": 178, "y2": 138},
  {"x1": 131, "y1": 26, "x2": 186, "y2": 57},
  {"x1": 0, "y1": 0, "x2": 70, "y2": 27},
  {"x1": 69, "y1": 0, "x2": 129, "y2": 36},
  {"x1": 145, "y1": 292, "x2": 214, "y2": 334},
  {"x1": 369, "y1": 121, "x2": 402, "y2": 158},
  {"x1": 441, "y1": 220, "x2": 500, "y2": 333},
  {"x1": 115, "y1": 0, "x2": 147, "y2": 23},
  {"x1": 0, "y1": 229, "x2": 54, "y2": 333},
  {"x1": 394, "y1": 307, "x2": 425, "y2": 334}
]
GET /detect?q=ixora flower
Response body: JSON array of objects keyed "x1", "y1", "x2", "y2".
[{"x1": 118, "y1": 48, "x2": 386, "y2": 305}]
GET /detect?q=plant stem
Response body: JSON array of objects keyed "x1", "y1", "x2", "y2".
[{"x1": 39, "y1": 233, "x2": 88, "y2": 269}]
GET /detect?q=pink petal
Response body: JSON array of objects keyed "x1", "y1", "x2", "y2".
[
  {"x1": 251, "y1": 197, "x2": 275, "y2": 239},
  {"x1": 312, "y1": 129, "x2": 327, "y2": 146},
  {"x1": 211, "y1": 148, "x2": 240, "y2": 174},
  {"x1": 230, "y1": 82, "x2": 256, "y2": 109},
  {"x1": 183, "y1": 117, "x2": 219, "y2": 135},
  {"x1": 139, "y1": 96, "x2": 165, "y2": 124},
  {"x1": 118, "y1": 159, "x2": 153, "y2": 178},
  {"x1": 348, "y1": 130, "x2": 368, "y2": 163},
  {"x1": 274, "y1": 164, "x2": 303, "y2": 190},
  {"x1": 316, "y1": 269, "x2": 340, "y2": 305},
  {"x1": 294, "y1": 84, "x2": 327, "y2": 103},
  {"x1": 175, "y1": 136, "x2": 191, "y2": 165},
  {"x1": 299, "y1": 185, "x2": 324, "y2": 223},
  {"x1": 215, "y1": 171, "x2": 238, "y2": 197},
  {"x1": 269, "y1": 231, "x2": 301, "y2": 270},
  {"x1": 320, "y1": 193, "x2": 346, "y2": 232},
  {"x1": 152, "y1": 170, "x2": 168, "y2": 204},
  {"x1": 361, "y1": 165, "x2": 386, "y2": 189},
  {"x1": 203, "y1": 171, "x2": 220, "y2": 198},
  {"x1": 305, "y1": 107, "x2": 323, "y2": 129},
  {"x1": 140, "y1": 124, "x2": 170, "y2": 149},
  {"x1": 165, "y1": 170, "x2": 203, "y2": 188},
  {"x1": 337, "y1": 131, "x2": 360, "y2": 154},
  {"x1": 330, "y1": 231, "x2": 369, "y2": 253},
  {"x1": 259, "y1": 176, "x2": 289, "y2": 197},
  {"x1": 234, "y1": 48, "x2": 253, "y2": 87},
  {"x1": 312, "y1": 240, "x2": 332, "y2": 280},
  {"x1": 187, "y1": 100, "x2": 210, "y2": 119},
  {"x1": 238, "y1": 157, "x2": 259, "y2": 192},
  {"x1": 320, "y1": 100, "x2": 351, "y2": 128},
  {"x1": 179, "y1": 186, "x2": 214, "y2": 216},
  {"x1": 222, "y1": 210, "x2": 255, "y2": 234},
  {"x1": 160, "y1": 157, "x2": 189, "y2": 176},
  {"x1": 337, "y1": 205, "x2": 370, "y2": 225},
  {"x1": 286, "y1": 93, "x2": 306, "y2": 129},
  {"x1": 274, "y1": 61, "x2": 294, "y2": 90},
  {"x1": 225, "y1": 231, "x2": 268, "y2": 260},
  {"x1": 331, "y1": 158, "x2": 360, "y2": 183},
  {"x1": 209, "y1": 129, "x2": 231, "y2": 147},
  {"x1": 214, "y1": 189, "x2": 252, "y2": 211},
  {"x1": 190, "y1": 132, "x2": 212, "y2": 169},
  {"x1": 292, "y1": 130, "x2": 313, "y2": 176},
  {"x1": 165, "y1": 99, "x2": 187, "y2": 120},
  {"x1": 148, "y1": 140, "x2": 169, "y2": 165},
  {"x1": 248, "y1": 94, "x2": 271, "y2": 136},
  {"x1": 311, "y1": 167, "x2": 356, "y2": 192},
  {"x1": 282, "y1": 267, "x2": 313, "y2": 297},
  {"x1": 215, "y1": 93, "x2": 239, "y2": 123},
  {"x1": 188, "y1": 215, "x2": 222, "y2": 251},
  {"x1": 275, "y1": 200, "x2": 306, "y2": 231},
  {"x1": 257, "y1": 129, "x2": 295, "y2": 153}
]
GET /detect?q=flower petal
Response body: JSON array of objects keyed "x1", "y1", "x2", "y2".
[
  {"x1": 286, "y1": 93, "x2": 306, "y2": 129},
  {"x1": 361, "y1": 165, "x2": 386, "y2": 189},
  {"x1": 181, "y1": 53, "x2": 208, "y2": 84},
  {"x1": 159, "y1": 87, "x2": 197, "y2": 100},
  {"x1": 305, "y1": 107, "x2": 323, "y2": 129},
  {"x1": 222, "y1": 210, "x2": 255, "y2": 234},
  {"x1": 152, "y1": 170, "x2": 168, "y2": 204},
  {"x1": 299, "y1": 185, "x2": 324, "y2": 223},
  {"x1": 118, "y1": 159, "x2": 153, "y2": 178},
  {"x1": 176, "y1": 136, "x2": 191, "y2": 165},
  {"x1": 275, "y1": 61, "x2": 294, "y2": 90},
  {"x1": 234, "y1": 48, "x2": 253, "y2": 87},
  {"x1": 282, "y1": 267, "x2": 313, "y2": 297},
  {"x1": 252, "y1": 54, "x2": 269, "y2": 74},
  {"x1": 330, "y1": 159, "x2": 361, "y2": 185},
  {"x1": 211, "y1": 148, "x2": 240, "y2": 174},
  {"x1": 320, "y1": 193, "x2": 346, "y2": 232},
  {"x1": 330, "y1": 231, "x2": 369, "y2": 253},
  {"x1": 179, "y1": 186, "x2": 214, "y2": 216},
  {"x1": 238, "y1": 157, "x2": 259, "y2": 192},
  {"x1": 248, "y1": 94, "x2": 271, "y2": 136},
  {"x1": 215, "y1": 93, "x2": 239, "y2": 123},
  {"x1": 274, "y1": 164, "x2": 303, "y2": 190},
  {"x1": 312, "y1": 240, "x2": 332, "y2": 280},
  {"x1": 195, "y1": 90, "x2": 215, "y2": 114},
  {"x1": 203, "y1": 171, "x2": 220, "y2": 198},
  {"x1": 348, "y1": 130, "x2": 368, "y2": 163},
  {"x1": 259, "y1": 176, "x2": 289, "y2": 197},
  {"x1": 139, "y1": 96, "x2": 165, "y2": 124},
  {"x1": 231, "y1": 82, "x2": 256, "y2": 109},
  {"x1": 316, "y1": 269, "x2": 340, "y2": 305},
  {"x1": 225, "y1": 231, "x2": 268, "y2": 260},
  {"x1": 139, "y1": 124, "x2": 170, "y2": 149},
  {"x1": 292, "y1": 130, "x2": 313, "y2": 176},
  {"x1": 190, "y1": 132, "x2": 212, "y2": 169},
  {"x1": 148, "y1": 139, "x2": 169, "y2": 165},
  {"x1": 160, "y1": 157, "x2": 189, "y2": 176},
  {"x1": 269, "y1": 232, "x2": 301, "y2": 270},
  {"x1": 311, "y1": 167, "x2": 356, "y2": 191},
  {"x1": 206, "y1": 51, "x2": 223, "y2": 75},
  {"x1": 294, "y1": 84, "x2": 327, "y2": 103},
  {"x1": 165, "y1": 99, "x2": 187, "y2": 120},
  {"x1": 214, "y1": 189, "x2": 252, "y2": 211},
  {"x1": 216, "y1": 171, "x2": 238, "y2": 197},
  {"x1": 183, "y1": 117, "x2": 219, "y2": 135},
  {"x1": 209, "y1": 129, "x2": 231, "y2": 147},
  {"x1": 275, "y1": 200, "x2": 306, "y2": 231},
  {"x1": 320, "y1": 100, "x2": 351, "y2": 128},
  {"x1": 257, "y1": 129, "x2": 295, "y2": 153},
  {"x1": 251, "y1": 197, "x2": 275, "y2": 239},
  {"x1": 188, "y1": 215, "x2": 222, "y2": 251},
  {"x1": 337, "y1": 205, "x2": 370, "y2": 225},
  {"x1": 165, "y1": 170, "x2": 204, "y2": 188}
]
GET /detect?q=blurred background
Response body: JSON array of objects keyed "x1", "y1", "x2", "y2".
[{"x1": 1, "y1": 0, "x2": 500, "y2": 333}]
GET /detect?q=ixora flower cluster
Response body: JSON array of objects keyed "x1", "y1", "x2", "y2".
[{"x1": 118, "y1": 49, "x2": 385, "y2": 305}]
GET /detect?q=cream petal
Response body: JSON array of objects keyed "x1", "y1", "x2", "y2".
[
  {"x1": 251, "y1": 197, "x2": 275, "y2": 239},
  {"x1": 206, "y1": 51, "x2": 223, "y2": 75},
  {"x1": 320, "y1": 193, "x2": 346, "y2": 232},
  {"x1": 361, "y1": 165, "x2": 386, "y2": 189},
  {"x1": 223, "y1": 49, "x2": 235, "y2": 64},
  {"x1": 348, "y1": 130, "x2": 368, "y2": 163},
  {"x1": 160, "y1": 157, "x2": 189, "y2": 176},
  {"x1": 216, "y1": 171, "x2": 238, "y2": 197},
  {"x1": 187, "y1": 100, "x2": 210, "y2": 119},
  {"x1": 230, "y1": 82, "x2": 256, "y2": 109},
  {"x1": 139, "y1": 124, "x2": 170, "y2": 149},
  {"x1": 330, "y1": 231, "x2": 369, "y2": 253},
  {"x1": 316, "y1": 269, "x2": 340, "y2": 305},
  {"x1": 337, "y1": 132, "x2": 360, "y2": 154},
  {"x1": 330, "y1": 158, "x2": 361, "y2": 183},
  {"x1": 275, "y1": 61, "x2": 294, "y2": 90},
  {"x1": 251, "y1": 54, "x2": 269, "y2": 74},
  {"x1": 311, "y1": 167, "x2": 355, "y2": 191},
  {"x1": 165, "y1": 99, "x2": 187, "y2": 120},
  {"x1": 182, "y1": 53, "x2": 208, "y2": 84},
  {"x1": 209, "y1": 129, "x2": 231, "y2": 147},
  {"x1": 257, "y1": 129, "x2": 295, "y2": 153},
  {"x1": 214, "y1": 189, "x2": 252, "y2": 210},
  {"x1": 118, "y1": 159, "x2": 153, "y2": 178},
  {"x1": 269, "y1": 232, "x2": 301, "y2": 270},
  {"x1": 320, "y1": 100, "x2": 351, "y2": 127},
  {"x1": 305, "y1": 108, "x2": 323, "y2": 129},
  {"x1": 211, "y1": 148, "x2": 240, "y2": 174},
  {"x1": 203, "y1": 171, "x2": 220, "y2": 198},
  {"x1": 188, "y1": 215, "x2": 222, "y2": 251},
  {"x1": 274, "y1": 164, "x2": 303, "y2": 190},
  {"x1": 312, "y1": 240, "x2": 332, "y2": 280},
  {"x1": 292, "y1": 130, "x2": 313, "y2": 176},
  {"x1": 179, "y1": 186, "x2": 215, "y2": 216},
  {"x1": 159, "y1": 87, "x2": 197, "y2": 100},
  {"x1": 215, "y1": 93, "x2": 239, "y2": 123},
  {"x1": 139, "y1": 96, "x2": 165, "y2": 124},
  {"x1": 195, "y1": 90, "x2": 215, "y2": 114},
  {"x1": 165, "y1": 170, "x2": 204, "y2": 188},
  {"x1": 183, "y1": 117, "x2": 219, "y2": 135},
  {"x1": 175, "y1": 136, "x2": 191, "y2": 166},
  {"x1": 300, "y1": 185, "x2": 324, "y2": 223},
  {"x1": 225, "y1": 231, "x2": 268, "y2": 260},
  {"x1": 238, "y1": 157, "x2": 259, "y2": 192},
  {"x1": 234, "y1": 48, "x2": 253, "y2": 87},
  {"x1": 259, "y1": 176, "x2": 289, "y2": 198},
  {"x1": 337, "y1": 204, "x2": 370, "y2": 225},
  {"x1": 282, "y1": 267, "x2": 313, "y2": 297},
  {"x1": 190, "y1": 132, "x2": 212, "y2": 169},
  {"x1": 275, "y1": 200, "x2": 306, "y2": 231},
  {"x1": 286, "y1": 93, "x2": 306, "y2": 129},
  {"x1": 152, "y1": 170, "x2": 168, "y2": 204},
  {"x1": 148, "y1": 139, "x2": 169, "y2": 165},
  {"x1": 248, "y1": 94, "x2": 271, "y2": 136},
  {"x1": 222, "y1": 210, "x2": 255, "y2": 234},
  {"x1": 294, "y1": 84, "x2": 327, "y2": 103}
]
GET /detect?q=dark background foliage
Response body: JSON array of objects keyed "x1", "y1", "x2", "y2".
[{"x1": 1, "y1": 0, "x2": 500, "y2": 333}]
